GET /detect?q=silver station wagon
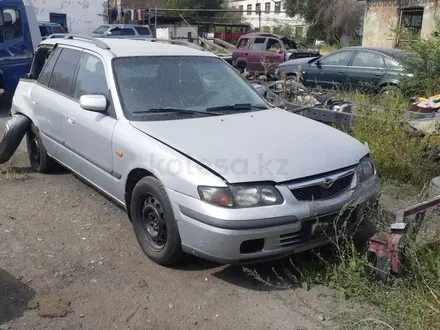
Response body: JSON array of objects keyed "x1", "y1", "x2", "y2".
[{"x1": 11, "y1": 35, "x2": 380, "y2": 266}]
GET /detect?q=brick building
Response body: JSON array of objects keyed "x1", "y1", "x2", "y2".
[{"x1": 363, "y1": 0, "x2": 439, "y2": 47}]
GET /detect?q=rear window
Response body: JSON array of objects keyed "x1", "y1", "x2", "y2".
[
  {"x1": 134, "y1": 26, "x2": 151, "y2": 35},
  {"x1": 92, "y1": 25, "x2": 109, "y2": 34},
  {"x1": 52, "y1": 25, "x2": 64, "y2": 33}
]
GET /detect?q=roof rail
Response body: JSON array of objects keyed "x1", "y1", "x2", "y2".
[
  {"x1": 132, "y1": 38, "x2": 204, "y2": 51},
  {"x1": 46, "y1": 34, "x2": 111, "y2": 50}
]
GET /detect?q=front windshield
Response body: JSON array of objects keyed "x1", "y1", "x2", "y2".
[{"x1": 112, "y1": 56, "x2": 270, "y2": 121}]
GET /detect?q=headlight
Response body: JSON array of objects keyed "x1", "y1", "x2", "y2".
[
  {"x1": 198, "y1": 185, "x2": 283, "y2": 208},
  {"x1": 356, "y1": 155, "x2": 376, "y2": 183}
]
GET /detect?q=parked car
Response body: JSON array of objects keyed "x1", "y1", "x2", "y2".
[
  {"x1": 232, "y1": 33, "x2": 320, "y2": 74},
  {"x1": 275, "y1": 46, "x2": 413, "y2": 95},
  {"x1": 11, "y1": 36, "x2": 379, "y2": 266},
  {"x1": 0, "y1": 0, "x2": 41, "y2": 104},
  {"x1": 90, "y1": 24, "x2": 152, "y2": 38},
  {"x1": 38, "y1": 22, "x2": 65, "y2": 40}
]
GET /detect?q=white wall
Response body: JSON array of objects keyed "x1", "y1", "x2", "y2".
[
  {"x1": 23, "y1": 0, "x2": 106, "y2": 35},
  {"x1": 227, "y1": 0, "x2": 306, "y2": 33}
]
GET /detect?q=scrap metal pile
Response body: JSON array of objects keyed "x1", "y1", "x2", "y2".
[{"x1": 249, "y1": 77, "x2": 354, "y2": 114}]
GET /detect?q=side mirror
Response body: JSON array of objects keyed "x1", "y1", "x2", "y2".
[
  {"x1": 79, "y1": 94, "x2": 107, "y2": 112},
  {"x1": 25, "y1": 73, "x2": 33, "y2": 79},
  {"x1": 107, "y1": 31, "x2": 112, "y2": 35},
  {"x1": 316, "y1": 60, "x2": 322, "y2": 68}
]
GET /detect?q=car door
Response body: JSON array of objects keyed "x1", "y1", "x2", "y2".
[
  {"x1": 246, "y1": 37, "x2": 267, "y2": 72},
  {"x1": 263, "y1": 38, "x2": 284, "y2": 73},
  {"x1": 30, "y1": 46, "x2": 82, "y2": 161},
  {"x1": 345, "y1": 50, "x2": 387, "y2": 92},
  {"x1": 303, "y1": 50, "x2": 354, "y2": 89},
  {"x1": 62, "y1": 51, "x2": 117, "y2": 196}
]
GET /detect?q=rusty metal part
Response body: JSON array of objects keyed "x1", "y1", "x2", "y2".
[{"x1": 368, "y1": 194, "x2": 440, "y2": 281}]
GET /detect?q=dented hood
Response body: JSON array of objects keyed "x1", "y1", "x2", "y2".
[{"x1": 130, "y1": 108, "x2": 368, "y2": 183}]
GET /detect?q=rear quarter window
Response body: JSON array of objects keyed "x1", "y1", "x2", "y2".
[{"x1": 134, "y1": 26, "x2": 151, "y2": 35}]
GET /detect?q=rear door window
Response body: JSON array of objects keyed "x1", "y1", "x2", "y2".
[
  {"x1": 250, "y1": 38, "x2": 266, "y2": 50},
  {"x1": 134, "y1": 26, "x2": 151, "y2": 35},
  {"x1": 48, "y1": 48, "x2": 82, "y2": 96},
  {"x1": 110, "y1": 27, "x2": 135, "y2": 36},
  {"x1": 351, "y1": 51, "x2": 385, "y2": 68},
  {"x1": 0, "y1": 7, "x2": 22, "y2": 41}
]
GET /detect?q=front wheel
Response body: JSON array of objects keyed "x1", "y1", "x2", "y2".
[
  {"x1": 26, "y1": 123, "x2": 57, "y2": 173},
  {"x1": 130, "y1": 176, "x2": 184, "y2": 266}
]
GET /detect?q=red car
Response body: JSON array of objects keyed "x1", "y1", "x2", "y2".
[{"x1": 232, "y1": 33, "x2": 320, "y2": 74}]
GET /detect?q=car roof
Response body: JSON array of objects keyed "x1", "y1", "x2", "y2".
[
  {"x1": 340, "y1": 46, "x2": 405, "y2": 57},
  {"x1": 40, "y1": 37, "x2": 214, "y2": 58},
  {"x1": 38, "y1": 22, "x2": 62, "y2": 26},
  {"x1": 98, "y1": 24, "x2": 150, "y2": 28}
]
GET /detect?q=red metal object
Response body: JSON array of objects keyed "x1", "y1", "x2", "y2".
[
  {"x1": 368, "y1": 194, "x2": 440, "y2": 279},
  {"x1": 368, "y1": 232, "x2": 403, "y2": 273}
]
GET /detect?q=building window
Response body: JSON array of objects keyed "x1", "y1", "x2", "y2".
[
  {"x1": 400, "y1": 7, "x2": 424, "y2": 35},
  {"x1": 295, "y1": 26, "x2": 304, "y2": 38},
  {"x1": 239, "y1": 5, "x2": 243, "y2": 16},
  {"x1": 256, "y1": 3, "x2": 261, "y2": 13},
  {"x1": 247, "y1": 4, "x2": 252, "y2": 15},
  {"x1": 274, "y1": 1, "x2": 281, "y2": 14},
  {"x1": 265, "y1": 2, "x2": 271, "y2": 14}
]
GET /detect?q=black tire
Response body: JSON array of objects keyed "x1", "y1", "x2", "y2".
[
  {"x1": 0, "y1": 114, "x2": 31, "y2": 164},
  {"x1": 130, "y1": 176, "x2": 184, "y2": 266},
  {"x1": 236, "y1": 61, "x2": 247, "y2": 74},
  {"x1": 26, "y1": 123, "x2": 57, "y2": 173}
]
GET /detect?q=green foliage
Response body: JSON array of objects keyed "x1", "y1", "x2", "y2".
[
  {"x1": 283, "y1": 0, "x2": 363, "y2": 45},
  {"x1": 272, "y1": 24, "x2": 294, "y2": 38},
  {"x1": 343, "y1": 92, "x2": 440, "y2": 187},
  {"x1": 392, "y1": 22, "x2": 440, "y2": 97},
  {"x1": 165, "y1": 0, "x2": 224, "y2": 18}
]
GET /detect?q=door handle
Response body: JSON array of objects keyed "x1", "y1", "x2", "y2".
[
  {"x1": 66, "y1": 115, "x2": 75, "y2": 124},
  {"x1": 374, "y1": 73, "x2": 382, "y2": 76},
  {"x1": 244, "y1": 53, "x2": 249, "y2": 56},
  {"x1": 31, "y1": 98, "x2": 38, "y2": 106},
  {"x1": 337, "y1": 71, "x2": 344, "y2": 75}
]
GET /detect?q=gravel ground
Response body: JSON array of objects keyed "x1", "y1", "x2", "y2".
[{"x1": 0, "y1": 112, "x2": 354, "y2": 330}]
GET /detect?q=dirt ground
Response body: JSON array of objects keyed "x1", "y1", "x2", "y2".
[{"x1": 0, "y1": 112, "x2": 364, "y2": 330}]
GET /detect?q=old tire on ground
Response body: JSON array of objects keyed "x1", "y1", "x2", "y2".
[
  {"x1": 130, "y1": 176, "x2": 184, "y2": 266},
  {"x1": 428, "y1": 176, "x2": 440, "y2": 198},
  {"x1": 0, "y1": 114, "x2": 31, "y2": 164},
  {"x1": 26, "y1": 123, "x2": 58, "y2": 173}
]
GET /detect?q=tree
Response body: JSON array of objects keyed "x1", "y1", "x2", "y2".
[
  {"x1": 284, "y1": 0, "x2": 364, "y2": 44},
  {"x1": 165, "y1": 0, "x2": 225, "y2": 18}
]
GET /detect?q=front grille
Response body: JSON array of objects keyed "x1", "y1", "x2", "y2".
[{"x1": 291, "y1": 174, "x2": 353, "y2": 201}]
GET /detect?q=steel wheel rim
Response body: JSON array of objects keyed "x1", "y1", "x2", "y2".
[{"x1": 138, "y1": 193, "x2": 167, "y2": 251}]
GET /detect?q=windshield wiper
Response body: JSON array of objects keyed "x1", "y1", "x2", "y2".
[
  {"x1": 132, "y1": 107, "x2": 221, "y2": 116},
  {"x1": 205, "y1": 103, "x2": 269, "y2": 112}
]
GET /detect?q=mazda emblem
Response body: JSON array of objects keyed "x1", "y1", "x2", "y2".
[{"x1": 323, "y1": 178, "x2": 334, "y2": 188}]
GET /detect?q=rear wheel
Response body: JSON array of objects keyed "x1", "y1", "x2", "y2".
[
  {"x1": 377, "y1": 85, "x2": 403, "y2": 101},
  {"x1": 26, "y1": 123, "x2": 57, "y2": 173},
  {"x1": 130, "y1": 176, "x2": 184, "y2": 266}
]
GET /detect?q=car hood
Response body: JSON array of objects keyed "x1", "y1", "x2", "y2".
[
  {"x1": 130, "y1": 108, "x2": 368, "y2": 184},
  {"x1": 279, "y1": 56, "x2": 320, "y2": 68}
]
